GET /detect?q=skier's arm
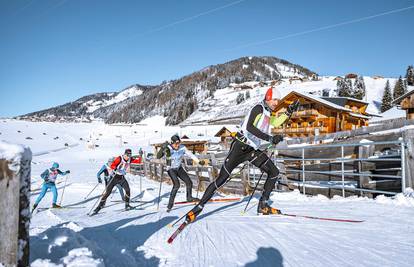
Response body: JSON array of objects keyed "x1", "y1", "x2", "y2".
[
  {"x1": 184, "y1": 147, "x2": 199, "y2": 164},
  {"x1": 97, "y1": 165, "x2": 106, "y2": 179},
  {"x1": 246, "y1": 105, "x2": 272, "y2": 141},
  {"x1": 40, "y1": 169, "x2": 49, "y2": 180},
  {"x1": 110, "y1": 156, "x2": 121, "y2": 170},
  {"x1": 57, "y1": 169, "x2": 70, "y2": 175},
  {"x1": 270, "y1": 113, "x2": 289, "y2": 128}
]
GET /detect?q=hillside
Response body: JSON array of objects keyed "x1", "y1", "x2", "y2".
[{"x1": 19, "y1": 56, "x2": 316, "y2": 124}]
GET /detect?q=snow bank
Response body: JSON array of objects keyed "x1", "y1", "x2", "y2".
[{"x1": 32, "y1": 248, "x2": 103, "y2": 267}]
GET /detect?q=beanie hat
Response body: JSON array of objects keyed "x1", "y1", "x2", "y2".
[{"x1": 265, "y1": 87, "x2": 282, "y2": 101}]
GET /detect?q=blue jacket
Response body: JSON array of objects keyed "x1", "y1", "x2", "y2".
[
  {"x1": 40, "y1": 168, "x2": 67, "y2": 183},
  {"x1": 97, "y1": 164, "x2": 109, "y2": 179}
]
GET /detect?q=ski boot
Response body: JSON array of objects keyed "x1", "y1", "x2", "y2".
[
  {"x1": 187, "y1": 196, "x2": 200, "y2": 202},
  {"x1": 90, "y1": 206, "x2": 102, "y2": 216},
  {"x1": 185, "y1": 205, "x2": 203, "y2": 223},
  {"x1": 52, "y1": 203, "x2": 62, "y2": 209},
  {"x1": 125, "y1": 203, "x2": 134, "y2": 211},
  {"x1": 257, "y1": 201, "x2": 281, "y2": 215}
]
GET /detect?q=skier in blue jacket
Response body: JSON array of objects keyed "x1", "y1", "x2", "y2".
[
  {"x1": 157, "y1": 134, "x2": 205, "y2": 212},
  {"x1": 96, "y1": 163, "x2": 125, "y2": 200},
  {"x1": 32, "y1": 162, "x2": 70, "y2": 212}
]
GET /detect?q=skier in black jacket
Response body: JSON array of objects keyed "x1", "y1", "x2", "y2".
[{"x1": 185, "y1": 87, "x2": 300, "y2": 223}]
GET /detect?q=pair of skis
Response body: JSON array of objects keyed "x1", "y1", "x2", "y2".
[{"x1": 167, "y1": 209, "x2": 364, "y2": 244}]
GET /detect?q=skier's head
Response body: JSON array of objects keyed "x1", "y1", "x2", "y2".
[
  {"x1": 264, "y1": 87, "x2": 282, "y2": 111},
  {"x1": 123, "y1": 148, "x2": 132, "y2": 160},
  {"x1": 51, "y1": 162, "x2": 59, "y2": 170},
  {"x1": 171, "y1": 134, "x2": 181, "y2": 149}
]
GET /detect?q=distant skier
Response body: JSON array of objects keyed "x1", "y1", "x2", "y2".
[
  {"x1": 92, "y1": 149, "x2": 133, "y2": 215},
  {"x1": 32, "y1": 162, "x2": 70, "y2": 212},
  {"x1": 185, "y1": 87, "x2": 300, "y2": 223},
  {"x1": 96, "y1": 163, "x2": 125, "y2": 200},
  {"x1": 157, "y1": 134, "x2": 205, "y2": 212}
]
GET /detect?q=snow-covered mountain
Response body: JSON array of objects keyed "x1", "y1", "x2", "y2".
[
  {"x1": 18, "y1": 56, "x2": 316, "y2": 124},
  {"x1": 19, "y1": 56, "x2": 399, "y2": 125}
]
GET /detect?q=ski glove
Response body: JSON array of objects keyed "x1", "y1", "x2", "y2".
[
  {"x1": 65, "y1": 170, "x2": 70, "y2": 174},
  {"x1": 269, "y1": 135, "x2": 283, "y2": 145},
  {"x1": 98, "y1": 177, "x2": 102, "y2": 183},
  {"x1": 286, "y1": 100, "x2": 300, "y2": 117}
]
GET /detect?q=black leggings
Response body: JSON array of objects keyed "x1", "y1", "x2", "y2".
[
  {"x1": 98, "y1": 174, "x2": 130, "y2": 207},
  {"x1": 167, "y1": 166, "x2": 193, "y2": 208},
  {"x1": 199, "y1": 139, "x2": 279, "y2": 207}
]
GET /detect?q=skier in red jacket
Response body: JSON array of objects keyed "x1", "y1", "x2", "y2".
[{"x1": 91, "y1": 149, "x2": 133, "y2": 215}]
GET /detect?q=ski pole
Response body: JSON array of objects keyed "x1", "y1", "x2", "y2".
[
  {"x1": 156, "y1": 165, "x2": 164, "y2": 211},
  {"x1": 242, "y1": 150, "x2": 275, "y2": 214},
  {"x1": 84, "y1": 183, "x2": 100, "y2": 200},
  {"x1": 88, "y1": 174, "x2": 116, "y2": 215},
  {"x1": 59, "y1": 174, "x2": 69, "y2": 206}
]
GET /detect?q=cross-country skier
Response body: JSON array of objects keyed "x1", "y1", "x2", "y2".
[
  {"x1": 157, "y1": 134, "x2": 205, "y2": 212},
  {"x1": 92, "y1": 149, "x2": 133, "y2": 214},
  {"x1": 32, "y1": 162, "x2": 70, "y2": 212},
  {"x1": 96, "y1": 163, "x2": 125, "y2": 200},
  {"x1": 185, "y1": 87, "x2": 300, "y2": 223}
]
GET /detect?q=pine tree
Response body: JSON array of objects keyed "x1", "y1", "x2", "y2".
[
  {"x1": 381, "y1": 80, "x2": 393, "y2": 113},
  {"x1": 337, "y1": 78, "x2": 353, "y2": 97},
  {"x1": 405, "y1": 65, "x2": 414, "y2": 86},
  {"x1": 393, "y1": 76, "x2": 407, "y2": 100},
  {"x1": 352, "y1": 76, "x2": 366, "y2": 100}
]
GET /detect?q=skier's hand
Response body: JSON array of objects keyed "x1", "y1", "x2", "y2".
[
  {"x1": 98, "y1": 177, "x2": 102, "y2": 184},
  {"x1": 65, "y1": 170, "x2": 70, "y2": 174},
  {"x1": 162, "y1": 141, "x2": 169, "y2": 150},
  {"x1": 286, "y1": 100, "x2": 300, "y2": 116},
  {"x1": 199, "y1": 160, "x2": 206, "y2": 166},
  {"x1": 269, "y1": 135, "x2": 283, "y2": 145}
]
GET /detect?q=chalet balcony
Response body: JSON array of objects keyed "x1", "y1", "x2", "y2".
[
  {"x1": 291, "y1": 109, "x2": 319, "y2": 118},
  {"x1": 273, "y1": 126, "x2": 328, "y2": 134}
]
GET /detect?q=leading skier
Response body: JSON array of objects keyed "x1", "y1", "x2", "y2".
[{"x1": 185, "y1": 87, "x2": 300, "y2": 223}]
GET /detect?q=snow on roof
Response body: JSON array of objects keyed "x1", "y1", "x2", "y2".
[
  {"x1": 393, "y1": 87, "x2": 414, "y2": 104},
  {"x1": 349, "y1": 113, "x2": 370, "y2": 119},
  {"x1": 292, "y1": 91, "x2": 352, "y2": 112},
  {"x1": 322, "y1": 96, "x2": 369, "y2": 105},
  {"x1": 370, "y1": 107, "x2": 406, "y2": 122}
]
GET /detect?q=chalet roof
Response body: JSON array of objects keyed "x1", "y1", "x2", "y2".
[
  {"x1": 349, "y1": 113, "x2": 370, "y2": 119},
  {"x1": 392, "y1": 87, "x2": 414, "y2": 105},
  {"x1": 321, "y1": 97, "x2": 368, "y2": 106},
  {"x1": 214, "y1": 126, "x2": 239, "y2": 137},
  {"x1": 283, "y1": 91, "x2": 351, "y2": 112}
]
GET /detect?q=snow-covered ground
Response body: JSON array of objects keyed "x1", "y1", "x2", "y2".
[{"x1": 1, "y1": 119, "x2": 414, "y2": 267}]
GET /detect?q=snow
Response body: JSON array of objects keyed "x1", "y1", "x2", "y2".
[
  {"x1": 1, "y1": 120, "x2": 413, "y2": 266},
  {"x1": 370, "y1": 106, "x2": 406, "y2": 122}
]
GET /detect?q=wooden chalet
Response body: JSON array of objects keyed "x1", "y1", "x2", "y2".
[
  {"x1": 393, "y1": 87, "x2": 414, "y2": 120},
  {"x1": 152, "y1": 139, "x2": 209, "y2": 154},
  {"x1": 272, "y1": 91, "x2": 372, "y2": 137},
  {"x1": 214, "y1": 126, "x2": 240, "y2": 149}
]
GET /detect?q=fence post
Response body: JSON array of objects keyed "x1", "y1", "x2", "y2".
[
  {"x1": 341, "y1": 145, "x2": 345, "y2": 197},
  {"x1": 400, "y1": 137, "x2": 406, "y2": 194},
  {"x1": 0, "y1": 143, "x2": 31, "y2": 266},
  {"x1": 302, "y1": 148, "x2": 305, "y2": 195}
]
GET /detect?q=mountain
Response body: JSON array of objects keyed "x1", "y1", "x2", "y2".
[{"x1": 19, "y1": 56, "x2": 316, "y2": 124}]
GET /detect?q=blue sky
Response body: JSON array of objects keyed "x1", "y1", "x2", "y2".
[{"x1": 1, "y1": 0, "x2": 413, "y2": 117}]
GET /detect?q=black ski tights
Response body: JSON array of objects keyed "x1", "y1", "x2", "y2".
[
  {"x1": 199, "y1": 139, "x2": 279, "y2": 207},
  {"x1": 167, "y1": 166, "x2": 194, "y2": 208}
]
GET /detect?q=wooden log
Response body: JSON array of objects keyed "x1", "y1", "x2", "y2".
[
  {"x1": 402, "y1": 128, "x2": 414, "y2": 190},
  {"x1": 0, "y1": 143, "x2": 31, "y2": 267}
]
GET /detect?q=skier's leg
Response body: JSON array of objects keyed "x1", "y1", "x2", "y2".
[
  {"x1": 97, "y1": 175, "x2": 118, "y2": 208},
  {"x1": 51, "y1": 184, "x2": 58, "y2": 205},
  {"x1": 177, "y1": 167, "x2": 195, "y2": 201},
  {"x1": 252, "y1": 152, "x2": 280, "y2": 214},
  {"x1": 196, "y1": 140, "x2": 253, "y2": 209},
  {"x1": 34, "y1": 183, "x2": 49, "y2": 205},
  {"x1": 167, "y1": 169, "x2": 180, "y2": 209},
  {"x1": 119, "y1": 176, "x2": 130, "y2": 206},
  {"x1": 115, "y1": 184, "x2": 125, "y2": 200}
]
